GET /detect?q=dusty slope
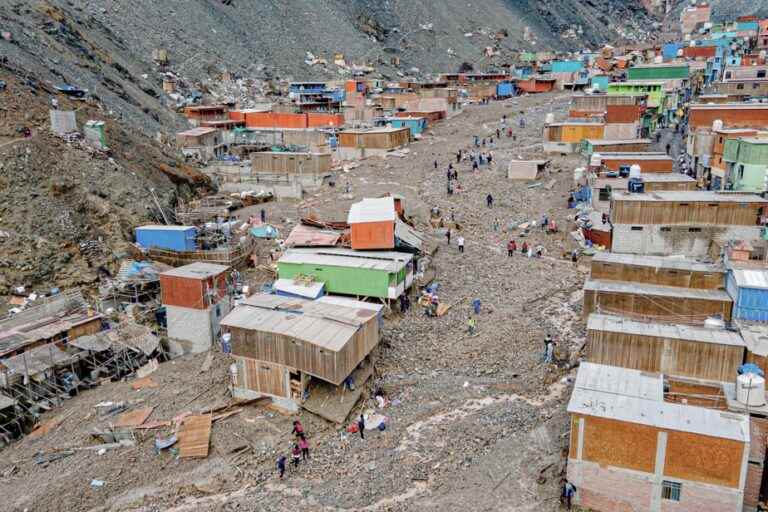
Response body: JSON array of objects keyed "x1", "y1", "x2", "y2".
[
  {"x1": 0, "y1": 0, "x2": 655, "y2": 136},
  {"x1": 0, "y1": 68, "x2": 207, "y2": 293}
]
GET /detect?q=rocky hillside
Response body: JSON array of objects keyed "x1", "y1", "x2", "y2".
[{"x1": 1, "y1": 1, "x2": 656, "y2": 136}]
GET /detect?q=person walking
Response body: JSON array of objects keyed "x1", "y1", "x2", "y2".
[
  {"x1": 446, "y1": 228, "x2": 452, "y2": 246},
  {"x1": 545, "y1": 338, "x2": 556, "y2": 364},
  {"x1": 292, "y1": 420, "x2": 304, "y2": 437},
  {"x1": 492, "y1": 217, "x2": 500, "y2": 232},
  {"x1": 486, "y1": 193, "x2": 494, "y2": 208},
  {"x1": 291, "y1": 444, "x2": 301, "y2": 468},
  {"x1": 457, "y1": 235, "x2": 465, "y2": 253},
  {"x1": 540, "y1": 214, "x2": 548, "y2": 231},
  {"x1": 472, "y1": 159, "x2": 479, "y2": 172},
  {"x1": 358, "y1": 414, "x2": 366, "y2": 440},
  {"x1": 487, "y1": 152, "x2": 493, "y2": 166},
  {"x1": 260, "y1": 208, "x2": 267, "y2": 224},
  {"x1": 299, "y1": 435, "x2": 310, "y2": 461},
  {"x1": 467, "y1": 316, "x2": 476, "y2": 335},
  {"x1": 563, "y1": 480, "x2": 577, "y2": 510},
  {"x1": 507, "y1": 239, "x2": 517, "y2": 256},
  {"x1": 277, "y1": 454, "x2": 287, "y2": 479},
  {"x1": 456, "y1": 150, "x2": 462, "y2": 163},
  {"x1": 434, "y1": 159, "x2": 438, "y2": 170},
  {"x1": 521, "y1": 241, "x2": 529, "y2": 256}
]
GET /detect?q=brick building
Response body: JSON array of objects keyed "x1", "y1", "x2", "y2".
[{"x1": 567, "y1": 362, "x2": 750, "y2": 512}]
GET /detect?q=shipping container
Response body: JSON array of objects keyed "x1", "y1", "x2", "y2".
[
  {"x1": 727, "y1": 269, "x2": 768, "y2": 322},
  {"x1": 135, "y1": 225, "x2": 198, "y2": 252},
  {"x1": 348, "y1": 197, "x2": 396, "y2": 250}
]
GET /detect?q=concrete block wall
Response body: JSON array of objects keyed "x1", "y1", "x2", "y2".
[
  {"x1": 612, "y1": 224, "x2": 763, "y2": 257},
  {"x1": 568, "y1": 459, "x2": 743, "y2": 512}
]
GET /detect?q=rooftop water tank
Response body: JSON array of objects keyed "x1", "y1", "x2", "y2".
[
  {"x1": 677, "y1": 49, "x2": 685, "y2": 57},
  {"x1": 712, "y1": 119, "x2": 723, "y2": 131},
  {"x1": 545, "y1": 113, "x2": 555, "y2": 125},
  {"x1": 737, "y1": 373, "x2": 766, "y2": 407},
  {"x1": 574, "y1": 167, "x2": 585, "y2": 183},
  {"x1": 654, "y1": 55, "x2": 663, "y2": 64},
  {"x1": 590, "y1": 153, "x2": 602, "y2": 167},
  {"x1": 629, "y1": 164, "x2": 642, "y2": 179}
]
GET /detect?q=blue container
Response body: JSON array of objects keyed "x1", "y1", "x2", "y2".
[
  {"x1": 551, "y1": 60, "x2": 583, "y2": 73},
  {"x1": 388, "y1": 117, "x2": 427, "y2": 136},
  {"x1": 662, "y1": 43, "x2": 682, "y2": 61},
  {"x1": 135, "y1": 225, "x2": 198, "y2": 251},
  {"x1": 496, "y1": 81, "x2": 516, "y2": 98},
  {"x1": 590, "y1": 76, "x2": 609, "y2": 92},
  {"x1": 727, "y1": 271, "x2": 768, "y2": 322}
]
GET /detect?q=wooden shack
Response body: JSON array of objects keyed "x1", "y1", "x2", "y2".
[
  {"x1": 337, "y1": 127, "x2": 410, "y2": 159},
  {"x1": 598, "y1": 152, "x2": 674, "y2": 173},
  {"x1": 249, "y1": 151, "x2": 332, "y2": 176},
  {"x1": 590, "y1": 252, "x2": 725, "y2": 289},
  {"x1": 507, "y1": 159, "x2": 549, "y2": 180},
  {"x1": 592, "y1": 174, "x2": 697, "y2": 211},
  {"x1": 583, "y1": 138, "x2": 653, "y2": 155},
  {"x1": 582, "y1": 279, "x2": 733, "y2": 323},
  {"x1": 610, "y1": 191, "x2": 767, "y2": 226},
  {"x1": 586, "y1": 314, "x2": 744, "y2": 383},
  {"x1": 222, "y1": 294, "x2": 382, "y2": 417},
  {"x1": 160, "y1": 263, "x2": 230, "y2": 310}
]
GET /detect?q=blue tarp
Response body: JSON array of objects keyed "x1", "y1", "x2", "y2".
[
  {"x1": 739, "y1": 364, "x2": 765, "y2": 377},
  {"x1": 250, "y1": 224, "x2": 279, "y2": 239}
]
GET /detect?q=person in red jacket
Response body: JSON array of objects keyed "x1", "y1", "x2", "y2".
[{"x1": 507, "y1": 239, "x2": 517, "y2": 257}]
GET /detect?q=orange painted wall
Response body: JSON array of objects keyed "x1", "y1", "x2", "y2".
[
  {"x1": 307, "y1": 113, "x2": 345, "y2": 128},
  {"x1": 244, "y1": 112, "x2": 308, "y2": 129},
  {"x1": 689, "y1": 107, "x2": 768, "y2": 130},
  {"x1": 665, "y1": 431, "x2": 743, "y2": 488},
  {"x1": 350, "y1": 221, "x2": 394, "y2": 250}
]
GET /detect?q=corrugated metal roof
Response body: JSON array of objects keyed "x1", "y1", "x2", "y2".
[
  {"x1": 279, "y1": 248, "x2": 411, "y2": 273},
  {"x1": 284, "y1": 224, "x2": 341, "y2": 248},
  {"x1": 1, "y1": 344, "x2": 76, "y2": 376},
  {"x1": 592, "y1": 252, "x2": 724, "y2": 273},
  {"x1": 568, "y1": 363, "x2": 750, "y2": 441},
  {"x1": 136, "y1": 225, "x2": 196, "y2": 232},
  {"x1": 598, "y1": 152, "x2": 672, "y2": 160},
  {"x1": 222, "y1": 294, "x2": 381, "y2": 352},
  {"x1": 584, "y1": 279, "x2": 732, "y2": 301},
  {"x1": 690, "y1": 103, "x2": 768, "y2": 110},
  {"x1": 348, "y1": 197, "x2": 396, "y2": 224},
  {"x1": 0, "y1": 393, "x2": 15, "y2": 410},
  {"x1": 587, "y1": 314, "x2": 744, "y2": 346},
  {"x1": 740, "y1": 325, "x2": 768, "y2": 356},
  {"x1": 394, "y1": 219, "x2": 425, "y2": 251},
  {"x1": 161, "y1": 262, "x2": 229, "y2": 279},
  {"x1": 177, "y1": 127, "x2": 219, "y2": 137},
  {"x1": 732, "y1": 269, "x2": 768, "y2": 290},
  {"x1": 612, "y1": 190, "x2": 768, "y2": 203},
  {"x1": 585, "y1": 138, "x2": 653, "y2": 144},
  {"x1": 273, "y1": 279, "x2": 325, "y2": 299}
]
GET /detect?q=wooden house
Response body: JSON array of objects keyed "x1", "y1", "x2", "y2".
[
  {"x1": 582, "y1": 279, "x2": 733, "y2": 324},
  {"x1": 586, "y1": 314, "x2": 744, "y2": 383},
  {"x1": 222, "y1": 294, "x2": 382, "y2": 415},
  {"x1": 583, "y1": 138, "x2": 653, "y2": 156},
  {"x1": 543, "y1": 122, "x2": 605, "y2": 153},
  {"x1": 176, "y1": 127, "x2": 224, "y2": 161},
  {"x1": 183, "y1": 105, "x2": 227, "y2": 126},
  {"x1": 248, "y1": 151, "x2": 332, "y2": 177},
  {"x1": 610, "y1": 191, "x2": 768, "y2": 257},
  {"x1": 516, "y1": 77, "x2": 556, "y2": 94},
  {"x1": 337, "y1": 127, "x2": 410, "y2": 159},
  {"x1": 277, "y1": 248, "x2": 413, "y2": 300},
  {"x1": 597, "y1": 152, "x2": 674, "y2": 173},
  {"x1": 348, "y1": 197, "x2": 396, "y2": 250},
  {"x1": 688, "y1": 104, "x2": 768, "y2": 131},
  {"x1": 592, "y1": 174, "x2": 696, "y2": 212},
  {"x1": 590, "y1": 252, "x2": 725, "y2": 289},
  {"x1": 567, "y1": 363, "x2": 750, "y2": 512}
]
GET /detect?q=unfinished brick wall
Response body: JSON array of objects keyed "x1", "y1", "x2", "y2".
[{"x1": 612, "y1": 225, "x2": 763, "y2": 257}]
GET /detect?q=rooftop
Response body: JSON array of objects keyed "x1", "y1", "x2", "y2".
[
  {"x1": 221, "y1": 294, "x2": 381, "y2": 352},
  {"x1": 612, "y1": 190, "x2": 768, "y2": 203},
  {"x1": 568, "y1": 362, "x2": 749, "y2": 442},
  {"x1": 587, "y1": 314, "x2": 743, "y2": 347},
  {"x1": 690, "y1": 103, "x2": 768, "y2": 110},
  {"x1": 279, "y1": 248, "x2": 412, "y2": 273},
  {"x1": 584, "y1": 279, "x2": 732, "y2": 301},
  {"x1": 348, "y1": 197, "x2": 396, "y2": 224},
  {"x1": 177, "y1": 127, "x2": 219, "y2": 137},
  {"x1": 591, "y1": 252, "x2": 724, "y2": 273},
  {"x1": 598, "y1": 152, "x2": 672, "y2": 161},
  {"x1": 731, "y1": 268, "x2": 768, "y2": 290},
  {"x1": 161, "y1": 262, "x2": 229, "y2": 279},
  {"x1": 586, "y1": 138, "x2": 652, "y2": 145},
  {"x1": 136, "y1": 225, "x2": 196, "y2": 231}
]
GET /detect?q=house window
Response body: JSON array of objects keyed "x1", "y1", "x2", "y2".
[
  {"x1": 758, "y1": 70, "x2": 767, "y2": 79},
  {"x1": 660, "y1": 227, "x2": 672, "y2": 232},
  {"x1": 737, "y1": 83, "x2": 745, "y2": 90},
  {"x1": 662, "y1": 481, "x2": 682, "y2": 501},
  {"x1": 689, "y1": 227, "x2": 702, "y2": 233},
  {"x1": 755, "y1": 83, "x2": 761, "y2": 89},
  {"x1": 725, "y1": 71, "x2": 732, "y2": 79},
  {"x1": 631, "y1": 226, "x2": 644, "y2": 231},
  {"x1": 678, "y1": 203, "x2": 689, "y2": 206}
]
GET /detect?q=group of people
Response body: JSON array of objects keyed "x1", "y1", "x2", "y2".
[
  {"x1": 506, "y1": 239, "x2": 545, "y2": 258},
  {"x1": 276, "y1": 420, "x2": 312, "y2": 479},
  {"x1": 445, "y1": 227, "x2": 465, "y2": 253}
]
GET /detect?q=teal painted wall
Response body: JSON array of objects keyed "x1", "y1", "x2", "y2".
[
  {"x1": 627, "y1": 66, "x2": 689, "y2": 80},
  {"x1": 732, "y1": 163, "x2": 767, "y2": 193}
]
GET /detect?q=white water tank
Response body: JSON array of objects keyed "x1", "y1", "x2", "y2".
[
  {"x1": 712, "y1": 119, "x2": 723, "y2": 131},
  {"x1": 545, "y1": 113, "x2": 555, "y2": 125},
  {"x1": 737, "y1": 373, "x2": 766, "y2": 406},
  {"x1": 704, "y1": 316, "x2": 726, "y2": 329},
  {"x1": 574, "y1": 167, "x2": 585, "y2": 182},
  {"x1": 629, "y1": 164, "x2": 641, "y2": 179},
  {"x1": 677, "y1": 49, "x2": 684, "y2": 57},
  {"x1": 590, "y1": 153, "x2": 603, "y2": 167},
  {"x1": 654, "y1": 55, "x2": 663, "y2": 64}
]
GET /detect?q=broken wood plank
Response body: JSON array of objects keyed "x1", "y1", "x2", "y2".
[
  {"x1": 113, "y1": 407, "x2": 154, "y2": 428},
  {"x1": 130, "y1": 377, "x2": 158, "y2": 390},
  {"x1": 212, "y1": 408, "x2": 242, "y2": 423},
  {"x1": 178, "y1": 414, "x2": 212, "y2": 458},
  {"x1": 134, "y1": 420, "x2": 171, "y2": 430}
]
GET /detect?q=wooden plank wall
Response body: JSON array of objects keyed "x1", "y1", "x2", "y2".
[
  {"x1": 611, "y1": 200, "x2": 763, "y2": 225},
  {"x1": 582, "y1": 289, "x2": 732, "y2": 323},
  {"x1": 249, "y1": 152, "x2": 332, "y2": 175},
  {"x1": 229, "y1": 317, "x2": 379, "y2": 385},
  {"x1": 590, "y1": 260, "x2": 724, "y2": 289},
  {"x1": 236, "y1": 357, "x2": 288, "y2": 397}
]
